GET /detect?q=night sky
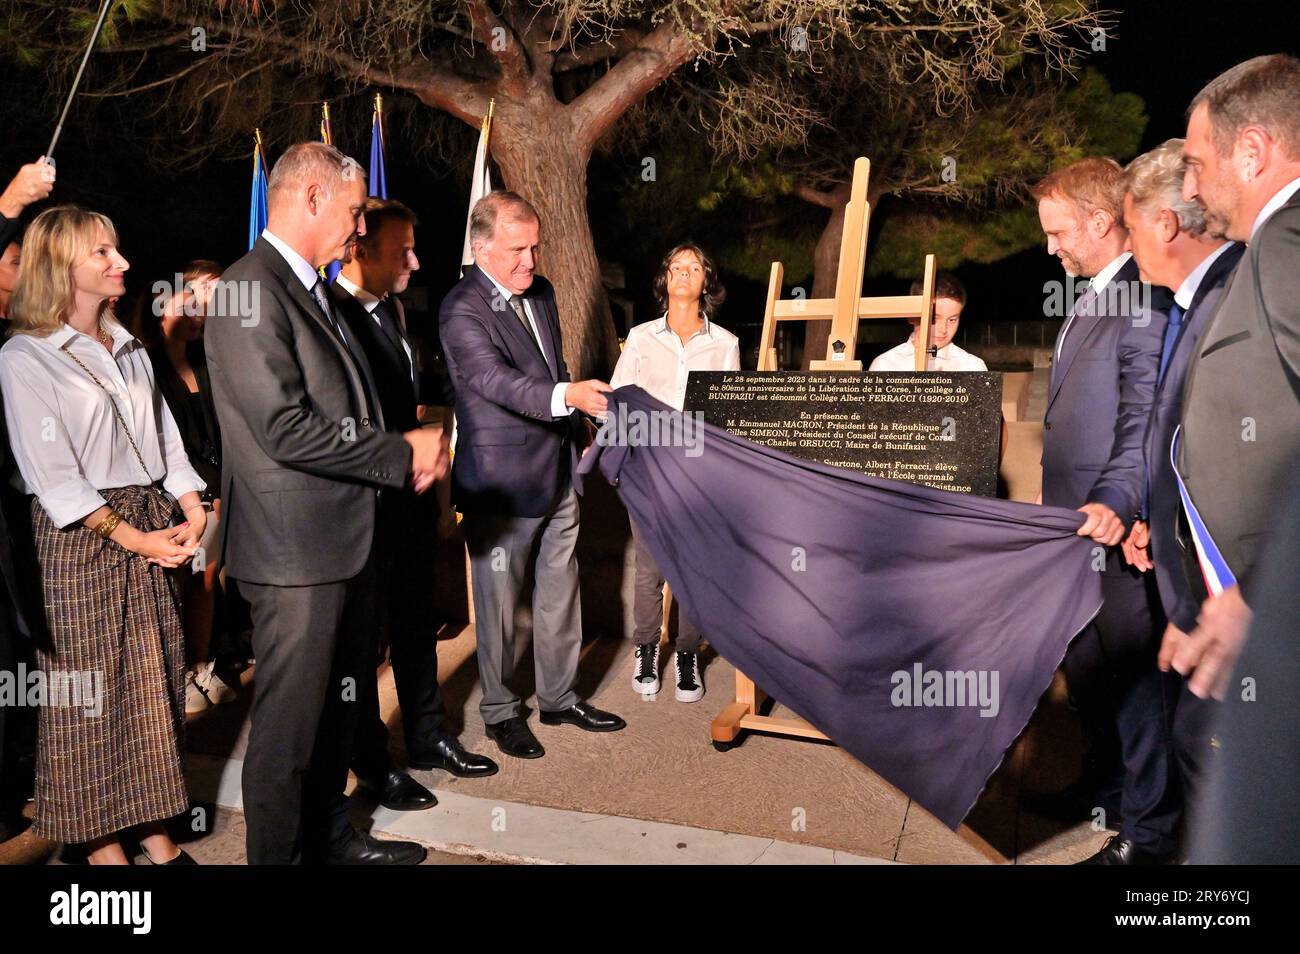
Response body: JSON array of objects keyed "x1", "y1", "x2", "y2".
[{"x1": 2, "y1": 1, "x2": 1296, "y2": 359}]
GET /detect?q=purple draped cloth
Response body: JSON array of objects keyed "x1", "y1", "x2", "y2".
[{"x1": 579, "y1": 386, "x2": 1101, "y2": 829}]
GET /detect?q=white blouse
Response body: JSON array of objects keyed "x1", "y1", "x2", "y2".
[
  {"x1": 0, "y1": 319, "x2": 205, "y2": 528},
  {"x1": 610, "y1": 315, "x2": 742, "y2": 411}
]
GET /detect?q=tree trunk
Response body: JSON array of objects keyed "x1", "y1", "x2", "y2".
[
  {"x1": 486, "y1": 98, "x2": 620, "y2": 381},
  {"x1": 801, "y1": 181, "x2": 852, "y2": 368}
]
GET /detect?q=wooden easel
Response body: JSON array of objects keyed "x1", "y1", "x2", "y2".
[{"x1": 710, "y1": 156, "x2": 940, "y2": 750}]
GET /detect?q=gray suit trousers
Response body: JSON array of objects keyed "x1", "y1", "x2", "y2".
[{"x1": 463, "y1": 488, "x2": 583, "y2": 725}]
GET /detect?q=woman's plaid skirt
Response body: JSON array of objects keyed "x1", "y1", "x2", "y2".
[{"x1": 29, "y1": 485, "x2": 189, "y2": 844}]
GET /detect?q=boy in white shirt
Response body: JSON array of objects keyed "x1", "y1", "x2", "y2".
[{"x1": 869, "y1": 272, "x2": 987, "y2": 372}]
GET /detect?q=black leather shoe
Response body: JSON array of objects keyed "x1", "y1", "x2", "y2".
[
  {"x1": 144, "y1": 848, "x2": 197, "y2": 865},
  {"x1": 539, "y1": 700, "x2": 626, "y2": 732},
  {"x1": 328, "y1": 830, "x2": 427, "y2": 865},
  {"x1": 361, "y1": 769, "x2": 437, "y2": 812},
  {"x1": 485, "y1": 717, "x2": 545, "y2": 759},
  {"x1": 409, "y1": 738, "x2": 500, "y2": 778},
  {"x1": 1077, "y1": 835, "x2": 1174, "y2": 866}
]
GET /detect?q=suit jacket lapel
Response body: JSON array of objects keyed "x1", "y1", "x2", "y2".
[
  {"x1": 1047, "y1": 286, "x2": 1099, "y2": 412},
  {"x1": 254, "y1": 238, "x2": 375, "y2": 422},
  {"x1": 467, "y1": 265, "x2": 553, "y2": 377}
]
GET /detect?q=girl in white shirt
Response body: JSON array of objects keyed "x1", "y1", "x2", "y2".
[
  {"x1": 610, "y1": 243, "x2": 740, "y2": 703},
  {"x1": 0, "y1": 206, "x2": 206, "y2": 864}
]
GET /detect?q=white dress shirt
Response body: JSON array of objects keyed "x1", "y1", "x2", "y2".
[
  {"x1": 868, "y1": 334, "x2": 987, "y2": 373},
  {"x1": 0, "y1": 319, "x2": 205, "y2": 528},
  {"x1": 335, "y1": 272, "x2": 416, "y2": 385},
  {"x1": 479, "y1": 266, "x2": 571, "y2": 418},
  {"x1": 610, "y1": 315, "x2": 741, "y2": 411},
  {"x1": 261, "y1": 228, "x2": 360, "y2": 348},
  {"x1": 1173, "y1": 241, "x2": 1236, "y2": 310},
  {"x1": 1056, "y1": 251, "x2": 1133, "y2": 361},
  {"x1": 1249, "y1": 176, "x2": 1300, "y2": 242}
]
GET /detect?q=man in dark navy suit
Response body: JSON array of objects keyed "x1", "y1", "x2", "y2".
[
  {"x1": 1119, "y1": 140, "x2": 1244, "y2": 834},
  {"x1": 439, "y1": 191, "x2": 625, "y2": 760},
  {"x1": 1029, "y1": 158, "x2": 1178, "y2": 865},
  {"x1": 331, "y1": 198, "x2": 498, "y2": 807}
]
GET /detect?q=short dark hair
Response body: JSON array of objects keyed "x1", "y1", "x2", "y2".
[
  {"x1": 1190, "y1": 54, "x2": 1300, "y2": 157},
  {"x1": 910, "y1": 271, "x2": 966, "y2": 306},
  {"x1": 652, "y1": 242, "x2": 726, "y2": 321},
  {"x1": 355, "y1": 197, "x2": 418, "y2": 253}
]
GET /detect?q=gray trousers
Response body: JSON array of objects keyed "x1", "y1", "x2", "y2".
[
  {"x1": 463, "y1": 488, "x2": 583, "y2": 725},
  {"x1": 630, "y1": 519, "x2": 701, "y2": 652}
]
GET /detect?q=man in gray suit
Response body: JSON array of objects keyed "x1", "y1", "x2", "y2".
[
  {"x1": 439, "y1": 191, "x2": 625, "y2": 760},
  {"x1": 1119, "y1": 138, "x2": 1245, "y2": 842},
  {"x1": 1173, "y1": 54, "x2": 1300, "y2": 702},
  {"x1": 205, "y1": 142, "x2": 446, "y2": 864},
  {"x1": 1029, "y1": 158, "x2": 1178, "y2": 865}
]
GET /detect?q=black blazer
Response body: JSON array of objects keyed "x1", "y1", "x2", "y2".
[
  {"x1": 438, "y1": 265, "x2": 582, "y2": 518},
  {"x1": 1143, "y1": 242, "x2": 1244, "y2": 630},
  {"x1": 147, "y1": 341, "x2": 222, "y2": 492},
  {"x1": 0, "y1": 395, "x2": 47, "y2": 644},
  {"x1": 329, "y1": 280, "x2": 455, "y2": 435},
  {"x1": 204, "y1": 237, "x2": 412, "y2": 586}
]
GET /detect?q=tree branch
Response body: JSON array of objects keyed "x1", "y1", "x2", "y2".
[
  {"x1": 569, "y1": 18, "x2": 702, "y2": 153},
  {"x1": 466, "y1": 0, "x2": 531, "y2": 96},
  {"x1": 794, "y1": 182, "x2": 844, "y2": 209},
  {"x1": 553, "y1": 29, "x2": 646, "y2": 72}
]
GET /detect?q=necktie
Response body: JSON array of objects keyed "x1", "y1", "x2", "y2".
[
  {"x1": 1157, "y1": 302, "x2": 1185, "y2": 386},
  {"x1": 509, "y1": 295, "x2": 539, "y2": 348},
  {"x1": 312, "y1": 279, "x2": 345, "y2": 341},
  {"x1": 510, "y1": 295, "x2": 553, "y2": 377},
  {"x1": 373, "y1": 298, "x2": 414, "y2": 384},
  {"x1": 313, "y1": 279, "x2": 383, "y2": 427}
]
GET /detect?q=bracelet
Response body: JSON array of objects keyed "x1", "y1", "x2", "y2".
[{"x1": 94, "y1": 510, "x2": 123, "y2": 539}]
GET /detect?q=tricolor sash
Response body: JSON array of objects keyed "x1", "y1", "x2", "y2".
[{"x1": 1171, "y1": 425, "x2": 1237, "y2": 596}]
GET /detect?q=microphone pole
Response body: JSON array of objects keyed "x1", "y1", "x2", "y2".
[{"x1": 44, "y1": 0, "x2": 114, "y2": 165}]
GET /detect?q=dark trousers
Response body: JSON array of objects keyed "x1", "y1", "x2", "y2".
[
  {"x1": 1171, "y1": 681, "x2": 1217, "y2": 821},
  {"x1": 630, "y1": 519, "x2": 701, "y2": 652},
  {"x1": 1063, "y1": 563, "x2": 1180, "y2": 853},
  {"x1": 352, "y1": 495, "x2": 450, "y2": 779},
  {"x1": 237, "y1": 552, "x2": 378, "y2": 865}
]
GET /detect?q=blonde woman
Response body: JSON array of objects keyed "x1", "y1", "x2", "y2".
[{"x1": 0, "y1": 206, "x2": 206, "y2": 864}]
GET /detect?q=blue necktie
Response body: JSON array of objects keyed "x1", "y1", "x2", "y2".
[{"x1": 1157, "y1": 302, "x2": 1185, "y2": 385}]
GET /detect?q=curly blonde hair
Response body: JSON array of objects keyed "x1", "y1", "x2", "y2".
[{"x1": 8, "y1": 205, "x2": 120, "y2": 338}]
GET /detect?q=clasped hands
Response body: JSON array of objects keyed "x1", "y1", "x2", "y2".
[{"x1": 403, "y1": 428, "x2": 451, "y2": 494}]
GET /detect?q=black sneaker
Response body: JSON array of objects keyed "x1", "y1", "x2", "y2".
[
  {"x1": 674, "y1": 650, "x2": 703, "y2": 703},
  {"x1": 632, "y1": 643, "x2": 660, "y2": 695}
]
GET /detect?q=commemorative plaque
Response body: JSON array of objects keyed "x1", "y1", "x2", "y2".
[{"x1": 684, "y1": 370, "x2": 1002, "y2": 497}]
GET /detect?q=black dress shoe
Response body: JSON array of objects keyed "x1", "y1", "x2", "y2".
[
  {"x1": 328, "y1": 830, "x2": 427, "y2": 865},
  {"x1": 144, "y1": 848, "x2": 197, "y2": 865},
  {"x1": 539, "y1": 700, "x2": 626, "y2": 732},
  {"x1": 409, "y1": 738, "x2": 500, "y2": 778},
  {"x1": 485, "y1": 717, "x2": 545, "y2": 759},
  {"x1": 361, "y1": 769, "x2": 437, "y2": 812},
  {"x1": 1077, "y1": 835, "x2": 1174, "y2": 866}
]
